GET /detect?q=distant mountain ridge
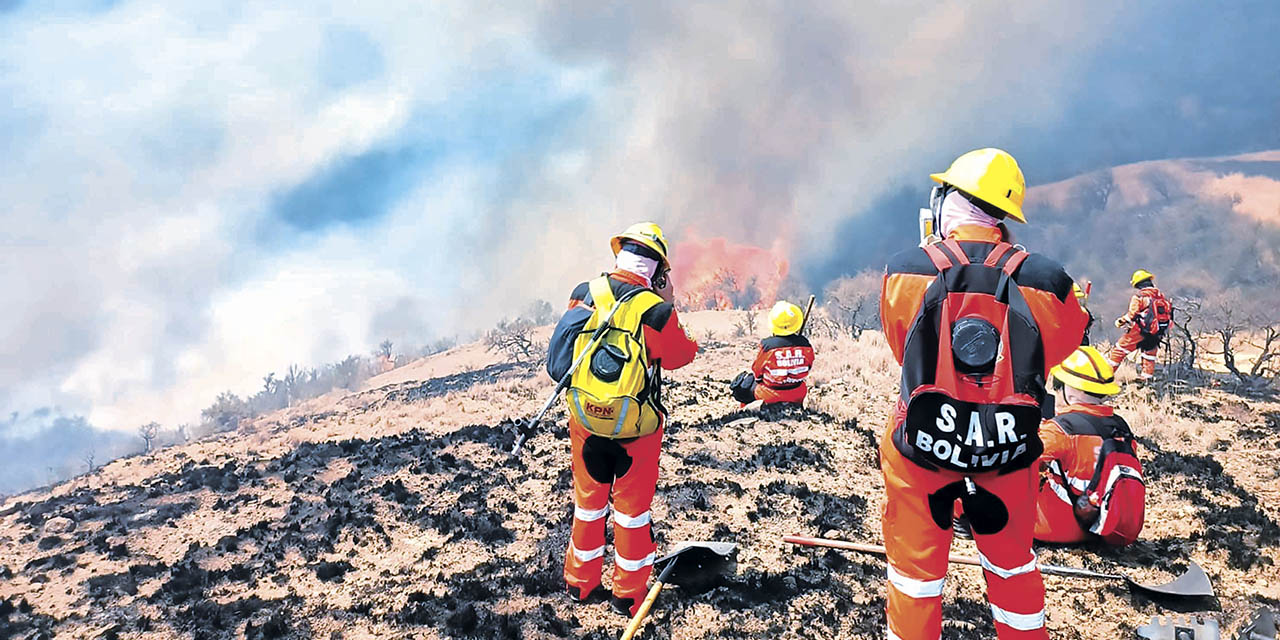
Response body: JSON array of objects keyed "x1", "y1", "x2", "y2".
[{"x1": 1030, "y1": 150, "x2": 1280, "y2": 224}]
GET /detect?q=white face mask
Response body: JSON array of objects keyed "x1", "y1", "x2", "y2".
[
  {"x1": 615, "y1": 250, "x2": 658, "y2": 285},
  {"x1": 938, "y1": 190, "x2": 999, "y2": 237}
]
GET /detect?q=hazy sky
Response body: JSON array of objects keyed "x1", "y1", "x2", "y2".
[{"x1": 2, "y1": 1, "x2": 1278, "y2": 455}]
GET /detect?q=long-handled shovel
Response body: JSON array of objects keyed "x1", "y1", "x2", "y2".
[
  {"x1": 620, "y1": 541, "x2": 738, "y2": 640},
  {"x1": 783, "y1": 535, "x2": 1215, "y2": 599}
]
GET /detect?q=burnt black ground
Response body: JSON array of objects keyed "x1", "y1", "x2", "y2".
[{"x1": 2, "y1": 341, "x2": 1278, "y2": 638}]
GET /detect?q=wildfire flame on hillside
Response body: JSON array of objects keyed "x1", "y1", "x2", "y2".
[{"x1": 670, "y1": 234, "x2": 789, "y2": 310}]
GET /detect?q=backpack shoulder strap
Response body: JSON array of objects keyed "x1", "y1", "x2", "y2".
[
  {"x1": 1000, "y1": 245, "x2": 1029, "y2": 276},
  {"x1": 921, "y1": 243, "x2": 953, "y2": 271},
  {"x1": 587, "y1": 276, "x2": 617, "y2": 318},
  {"x1": 941, "y1": 238, "x2": 970, "y2": 265}
]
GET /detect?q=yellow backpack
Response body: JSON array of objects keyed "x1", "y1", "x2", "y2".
[{"x1": 566, "y1": 277, "x2": 665, "y2": 438}]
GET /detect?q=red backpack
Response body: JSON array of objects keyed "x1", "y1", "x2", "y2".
[
  {"x1": 896, "y1": 239, "x2": 1046, "y2": 474},
  {"x1": 1135, "y1": 289, "x2": 1173, "y2": 337},
  {"x1": 1053, "y1": 412, "x2": 1146, "y2": 546}
]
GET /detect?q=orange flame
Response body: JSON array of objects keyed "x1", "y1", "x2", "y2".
[{"x1": 669, "y1": 234, "x2": 789, "y2": 310}]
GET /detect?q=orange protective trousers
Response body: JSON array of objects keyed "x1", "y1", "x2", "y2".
[
  {"x1": 563, "y1": 417, "x2": 662, "y2": 610},
  {"x1": 880, "y1": 422, "x2": 1048, "y2": 640},
  {"x1": 1108, "y1": 326, "x2": 1157, "y2": 377},
  {"x1": 754, "y1": 381, "x2": 808, "y2": 405}
]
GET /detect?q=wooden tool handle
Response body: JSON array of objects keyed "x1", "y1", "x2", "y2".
[
  {"x1": 783, "y1": 535, "x2": 983, "y2": 568},
  {"x1": 620, "y1": 580, "x2": 667, "y2": 640}
]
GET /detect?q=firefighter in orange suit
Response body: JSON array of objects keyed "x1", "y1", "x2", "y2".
[
  {"x1": 730, "y1": 301, "x2": 816, "y2": 405},
  {"x1": 1035, "y1": 346, "x2": 1143, "y2": 544},
  {"x1": 879, "y1": 149, "x2": 1088, "y2": 639},
  {"x1": 1107, "y1": 269, "x2": 1170, "y2": 381},
  {"x1": 553, "y1": 222, "x2": 698, "y2": 616}
]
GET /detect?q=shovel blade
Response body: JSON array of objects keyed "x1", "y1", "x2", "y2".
[
  {"x1": 1127, "y1": 560, "x2": 1215, "y2": 599},
  {"x1": 655, "y1": 541, "x2": 738, "y2": 590}
]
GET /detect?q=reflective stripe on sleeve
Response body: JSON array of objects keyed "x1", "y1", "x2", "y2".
[
  {"x1": 886, "y1": 565, "x2": 945, "y2": 599},
  {"x1": 989, "y1": 603, "x2": 1045, "y2": 631},
  {"x1": 612, "y1": 509, "x2": 652, "y2": 529},
  {"x1": 1045, "y1": 477, "x2": 1074, "y2": 505},
  {"x1": 571, "y1": 544, "x2": 605, "y2": 562},
  {"x1": 574, "y1": 504, "x2": 609, "y2": 522},
  {"x1": 977, "y1": 551, "x2": 1038, "y2": 580},
  {"x1": 614, "y1": 551, "x2": 656, "y2": 572},
  {"x1": 1141, "y1": 354, "x2": 1157, "y2": 361}
]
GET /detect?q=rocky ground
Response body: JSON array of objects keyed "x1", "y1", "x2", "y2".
[{"x1": 1, "y1": 310, "x2": 1277, "y2": 639}]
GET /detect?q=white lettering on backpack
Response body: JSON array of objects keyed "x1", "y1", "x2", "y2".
[
  {"x1": 965, "y1": 413, "x2": 984, "y2": 446},
  {"x1": 915, "y1": 431, "x2": 934, "y2": 452},
  {"x1": 936, "y1": 403, "x2": 957, "y2": 433},
  {"x1": 995, "y1": 411, "x2": 1018, "y2": 444}
]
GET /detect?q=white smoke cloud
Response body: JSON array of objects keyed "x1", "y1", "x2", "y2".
[{"x1": 2, "y1": 0, "x2": 1273, "y2": 450}]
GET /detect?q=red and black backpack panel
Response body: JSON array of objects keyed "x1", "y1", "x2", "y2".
[{"x1": 894, "y1": 238, "x2": 1047, "y2": 474}]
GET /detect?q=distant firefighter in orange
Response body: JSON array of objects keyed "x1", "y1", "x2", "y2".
[{"x1": 730, "y1": 301, "x2": 815, "y2": 405}]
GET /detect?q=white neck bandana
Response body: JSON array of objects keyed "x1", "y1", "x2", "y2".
[
  {"x1": 615, "y1": 250, "x2": 657, "y2": 286},
  {"x1": 939, "y1": 190, "x2": 999, "y2": 237}
]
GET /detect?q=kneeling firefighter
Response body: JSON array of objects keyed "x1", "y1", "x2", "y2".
[
  {"x1": 729, "y1": 301, "x2": 816, "y2": 405},
  {"x1": 879, "y1": 149, "x2": 1088, "y2": 639},
  {"x1": 545, "y1": 222, "x2": 698, "y2": 616},
  {"x1": 1035, "y1": 346, "x2": 1145, "y2": 545}
]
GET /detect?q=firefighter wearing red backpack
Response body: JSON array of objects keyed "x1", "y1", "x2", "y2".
[
  {"x1": 1107, "y1": 269, "x2": 1171, "y2": 381},
  {"x1": 879, "y1": 149, "x2": 1089, "y2": 640},
  {"x1": 729, "y1": 301, "x2": 816, "y2": 405},
  {"x1": 1035, "y1": 346, "x2": 1145, "y2": 545},
  {"x1": 546, "y1": 222, "x2": 699, "y2": 617}
]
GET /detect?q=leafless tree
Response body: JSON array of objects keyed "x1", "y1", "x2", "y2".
[
  {"x1": 1247, "y1": 324, "x2": 1280, "y2": 379},
  {"x1": 375, "y1": 339, "x2": 394, "y2": 359},
  {"x1": 734, "y1": 309, "x2": 759, "y2": 338},
  {"x1": 83, "y1": 451, "x2": 96, "y2": 473},
  {"x1": 824, "y1": 271, "x2": 881, "y2": 339},
  {"x1": 138, "y1": 422, "x2": 159, "y2": 453},
  {"x1": 484, "y1": 318, "x2": 540, "y2": 363}
]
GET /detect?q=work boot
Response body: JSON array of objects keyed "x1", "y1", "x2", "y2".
[
  {"x1": 610, "y1": 595, "x2": 636, "y2": 617},
  {"x1": 566, "y1": 584, "x2": 607, "y2": 604},
  {"x1": 952, "y1": 515, "x2": 972, "y2": 540}
]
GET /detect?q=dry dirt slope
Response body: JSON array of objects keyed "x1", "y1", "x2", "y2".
[{"x1": 1, "y1": 310, "x2": 1278, "y2": 639}]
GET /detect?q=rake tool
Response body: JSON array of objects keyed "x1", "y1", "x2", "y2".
[{"x1": 784, "y1": 535, "x2": 1215, "y2": 599}]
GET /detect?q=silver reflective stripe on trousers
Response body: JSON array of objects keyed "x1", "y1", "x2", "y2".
[
  {"x1": 612, "y1": 509, "x2": 651, "y2": 529},
  {"x1": 990, "y1": 602, "x2": 1046, "y2": 631},
  {"x1": 614, "y1": 551, "x2": 655, "y2": 572},
  {"x1": 574, "y1": 504, "x2": 608, "y2": 522},
  {"x1": 886, "y1": 564, "x2": 945, "y2": 598},
  {"x1": 977, "y1": 550, "x2": 1038, "y2": 580},
  {"x1": 572, "y1": 544, "x2": 605, "y2": 562}
]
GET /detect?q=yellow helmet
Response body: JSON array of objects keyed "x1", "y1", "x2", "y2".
[
  {"x1": 930, "y1": 148, "x2": 1027, "y2": 223},
  {"x1": 611, "y1": 222, "x2": 670, "y2": 266},
  {"x1": 1051, "y1": 346, "x2": 1120, "y2": 396},
  {"x1": 1130, "y1": 269, "x2": 1155, "y2": 288},
  {"x1": 768, "y1": 301, "x2": 804, "y2": 336}
]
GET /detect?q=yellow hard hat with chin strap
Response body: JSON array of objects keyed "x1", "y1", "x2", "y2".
[
  {"x1": 1051, "y1": 346, "x2": 1120, "y2": 396},
  {"x1": 930, "y1": 148, "x2": 1027, "y2": 223},
  {"x1": 1130, "y1": 269, "x2": 1155, "y2": 288},
  {"x1": 611, "y1": 222, "x2": 670, "y2": 267},
  {"x1": 769, "y1": 301, "x2": 804, "y2": 336}
]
